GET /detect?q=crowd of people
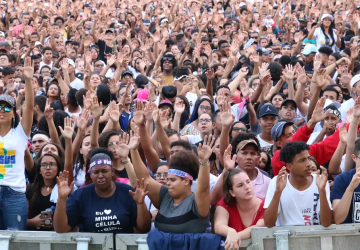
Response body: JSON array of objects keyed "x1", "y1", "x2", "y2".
[{"x1": 1, "y1": 0, "x2": 360, "y2": 248}]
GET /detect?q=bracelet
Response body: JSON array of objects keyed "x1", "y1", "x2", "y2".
[
  {"x1": 199, "y1": 160, "x2": 209, "y2": 166},
  {"x1": 121, "y1": 158, "x2": 130, "y2": 164}
]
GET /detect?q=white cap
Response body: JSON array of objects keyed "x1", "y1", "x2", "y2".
[
  {"x1": 301, "y1": 44, "x2": 318, "y2": 55},
  {"x1": 321, "y1": 13, "x2": 334, "y2": 22},
  {"x1": 351, "y1": 74, "x2": 360, "y2": 88},
  {"x1": 35, "y1": 41, "x2": 43, "y2": 47},
  {"x1": 239, "y1": 2, "x2": 246, "y2": 7},
  {"x1": 66, "y1": 58, "x2": 75, "y2": 68},
  {"x1": 0, "y1": 31, "x2": 5, "y2": 37}
]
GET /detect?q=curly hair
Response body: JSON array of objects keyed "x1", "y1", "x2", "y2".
[
  {"x1": 169, "y1": 150, "x2": 199, "y2": 183},
  {"x1": 279, "y1": 141, "x2": 310, "y2": 164}
]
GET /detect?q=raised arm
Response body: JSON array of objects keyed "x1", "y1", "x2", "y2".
[
  {"x1": 293, "y1": 66, "x2": 309, "y2": 116},
  {"x1": 89, "y1": 95, "x2": 104, "y2": 148},
  {"x1": 345, "y1": 97, "x2": 360, "y2": 171},
  {"x1": 22, "y1": 56, "x2": 35, "y2": 136},
  {"x1": 153, "y1": 109, "x2": 172, "y2": 162},
  {"x1": 328, "y1": 123, "x2": 347, "y2": 175},
  {"x1": 129, "y1": 130, "x2": 162, "y2": 209},
  {"x1": 196, "y1": 135, "x2": 215, "y2": 217},
  {"x1": 59, "y1": 117, "x2": 75, "y2": 185}
]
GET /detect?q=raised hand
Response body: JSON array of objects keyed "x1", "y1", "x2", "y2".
[
  {"x1": 59, "y1": 116, "x2": 75, "y2": 139},
  {"x1": 129, "y1": 178, "x2": 149, "y2": 204},
  {"x1": 239, "y1": 79, "x2": 250, "y2": 98},
  {"x1": 296, "y1": 66, "x2": 307, "y2": 85},
  {"x1": 311, "y1": 97, "x2": 330, "y2": 123},
  {"x1": 223, "y1": 144, "x2": 236, "y2": 170},
  {"x1": 198, "y1": 135, "x2": 215, "y2": 162},
  {"x1": 57, "y1": 171, "x2": 75, "y2": 199},
  {"x1": 128, "y1": 129, "x2": 140, "y2": 150},
  {"x1": 339, "y1": 122, "x2": 348, "y2": 143},
  {"x1": 205, "y1": 68, "x2": 215, "y2": 80},
  {"x1": 133, "y1": 101, "x2": 146, "y2": 125},
  {"x1": 107, "y1": 78, "x2": 119, "y2": 94},
  {"x1": 284, "y1": 64, "x2": 295, "y2": 81},
  {"x1": 276, "y1": 166, "x2": 287, "y2": 192},
  {"x1": 316, "y1": 68, "x2": 327, "y2": 89},
  {"x1": 44, "y1": 100, "x2": 54, "y2": 121},
  {"x1": 316, "y1": 166, "x2": 328, "y2": 191},
  {"x1": 220, "y1": 101, "x2": 235, "y2": 126},
  {"x1": 77, "y1": 109, "x2": 90, "y2": 131},
  {"x1": 144, "y1": 102, "x2": 157, "y2": 121},
  {"x1": 116, "y1": 133, "x2": 130, "y2": 160},
  {"x1": 109, "y1": 100, "x2": 123, "y2": 123},
  {"x1": 354, "y1": 97, "x2": 360, "y2": 118},
  {"x1": 259, "y1": 62, "x2": 270, "y2": 78},
  {"x1": 23, "y1": 56, "x2": 34, "y2": 80},
  {"x1": 158, "y1": 109, "x2": 172, "y2": 128},
  {"x1": 60, "y1": 59, "x2": 69, "y2": 71},
  {"x1": 89, "y1": 96, "x2": 104, "y2": 119},
  {"x1": 174, "y1": 100, "x2": 185, "y2": 114}
]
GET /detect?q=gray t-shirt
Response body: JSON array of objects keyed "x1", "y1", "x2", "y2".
[{"x1": 154, "y1": 185, "x2": 209, "y2": 233}]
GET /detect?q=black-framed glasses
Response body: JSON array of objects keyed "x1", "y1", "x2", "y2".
[
  {"x1": 40, "y1": 162, "x2": 57, "y2": 169},
  {"x1": 0, "y1": 105, "x2": 12, "y2": 113},
  {"x1": 162, "y1": 56, "x2": 173, "y2": 62},
  {"x1": 198, "y1": 118, "x2": 212, "y2": 123},
  {"x1": 199, "y1": 106, "x2": 211, "y2": 111},
  {"x1": 155, "y1": 172, "x2": 168, "y2": 178},
  {"x1": 233, "y1": 127, "x2": 247, "y2": 132}
]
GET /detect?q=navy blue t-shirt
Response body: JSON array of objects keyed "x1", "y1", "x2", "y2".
[
  {"x1": 331, "y1": 169, "x2": 360, "y2": 224},
  {"x1": 119, "y1": 110, "x2": 131, "y2": 132},
  {"x1": 66, "y1": 182, "x2": 137, "y2": 233}
]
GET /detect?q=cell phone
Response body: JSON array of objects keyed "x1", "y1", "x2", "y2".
[
  {"x1": 40, "y1": 211, "x2": 52, "y2": 225},
  {"x1": 143, "y1": 20, "x2": 151, "y2": 25},
  {"x1": 150, "y1": 5, "x2": 154, "y2": 10},
  {"x1": 245, "y1": 38, "x2": 255, "y2": 48},
  {"x1": 224, "y1": 11, "x2": 231, "y2": 18},
  {"x1": 51, "y1": 67, "x2": 59, "y2": 75}
]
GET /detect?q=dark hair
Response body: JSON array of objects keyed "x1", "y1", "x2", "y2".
[
  {"x1": 259, "y1": 150, "x2": 272, "y2": 177},
  {"x1": 170, "y1": 140, "x2": 192, "y2": 151},
  {"x1": 42, "y1": 46, "x2": 53, "y2": 54},
  {"x1": 74, "y1": 134, "x2": 91, "y2": 181},
  {"x1": 33, "y1": 142, "x2": 65, "y2": 165},
  {"x1": 155, "y1": 161, "x2": 169, "y2": 172},
  {"x1": 29, "y1": 153, "x2": 64, "y2": 207},
  {"x1": 186, "y1": 98, "x2": 214, "y2": 125},
  {"x1": 270, "y1": 92, "x2": 286, "y2": 104},
  {"x1": 2, "y1": 66, "x2": 15, "y2": 76},
  {"x1": 354, "y1": 139, "x2": 360, "y2": 157},
  {"x1": 172, "y1": 66, "x2": 189, "y2": 78},
  {"x1": 46, "y1": 82, "x2": 62, "y2": 100},
  {"x1": 75, "y1": 88, "x2": 88, "y2": 108},
  {"x1": 279, "y1": 141, "x2": 310, "y2": 164},
  {"x1": 165, "y1": 129, "x2": 179, "y2": 138},
  {"x1": 223, "y1": 168, "x2": 246, "y2": 206},
  {"x1": 40, "y1": 65, "x2": 51, "y2": 73},
  {"x1": 176, "y1": 95, "x2": 190, "y2": 114},
  {"x1": 322, "y1": 86, "x2": 339, "y2": 99},
  {"x1": 309, "y1": 156, "x2": 319, "y2": 170},
  {"x1": 320, "y1": 21, "x2": 336, "y2": 49},
  {"x1": 169, "y1": 150, "x2": 199, "y2": 183},
  {"x1": 34, "y1": 95, "x2": 47, "y2": 113},
  {"x1": 37, "y1": 110, "x2": 69, "y2": 136},
  {"x1": 230, "y1": 132, "x2": 260, "y2": 156},
  {"x1": 99, "y1": 130, "x2": 122, "y2": 148},
  {"x1": 268, "y1": 62, "x2": 282, "y2": 81}
]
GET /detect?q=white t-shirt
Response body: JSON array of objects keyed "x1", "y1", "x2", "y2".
[
  {"x1": 186, "y1": 92, "x2": 198, "y2": 115},
  {"x1": 256, "y1": 134, "x2": 273, "y2": 149},
  {"x1": 70, "y1": 77, "x2": 85, "y2": 90},
  {"x1": 39, "y1": 61, "x2": 53, "y2": 72},
  {"x1": 185, "y1": 134, "x2": 202, "y2": 145},
  {"x1": 0, "y1": 125, "x2": 29, "y2": 193},
  {"x1": 339, "y1": 98, "x2": 355, "y2": 122},
  {"x1": 313, "y1": 27, "x2": 338, "y2": 51},
  {"x1": 264, "y1": 174, "x2": 332, "y2": 227}
]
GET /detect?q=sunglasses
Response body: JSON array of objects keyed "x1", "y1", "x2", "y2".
[
  {"x1": 233, "y1": 127, "x2": 247, "y2": 132},
  {"x1": 162, "y1": 56, "x2": 173, "y2": 61},
  {"x1": 0, "y1": 105, "x2": 12, "y2": 113}
]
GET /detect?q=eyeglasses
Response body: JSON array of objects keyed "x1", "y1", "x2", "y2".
[
  {"x1": 108, "y1": 141, "x2": 120, "y2": 148},
  {"x1": 40, "y1": 162, "x2": 57, "y2": 169},
  {"x1": 199, "y1": 106, "x2": 211, "y2": 111},
  {"x1": 95, "y1": 64, "x2": 103, "y2": 67},
  {"x1": 198, "y1": 118, "x2": 212, "y2": 123},
  {"x1": 0, "y1": 105, "x2": 12, "y2": 113},
  {"x1": 155, "y1": 172, "x2": 168, "y2": 178},
  {"x1": 233, "y1": 127, "x2": 247, "y2": 132},
  {"x1": 49, "y1": 87, "x2": 58, "y2": 91}
]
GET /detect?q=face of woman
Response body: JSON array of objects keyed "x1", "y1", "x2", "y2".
[
  {"x1": 309, "y1": 161, "x2": 318, "y2": 173},
  {"x1": 323, "y1": 17, "x2": 332, "y2": 27},
  {"x1": 80, "y1": 136, "x2": 91, "y2": 159},
  {"x1": 90, "y1": 74, "x2": 101, "y2": 90},
  {"x1": 107, "y1": 135, "x2": 120, "y2": 159},
  {"x1": 252, "y1": 79, "x2": 260, "y2": 90},
  {"x1": 212, "y1": 137, "x2": 220, "y2": 158},
  {"x1": 42, "y1": 144, "x2": 59, "y2": 156},
  {"x1": 215, "y1": 66, "x2": 224, "y2": 76},
  {"x1": 40, "y1": 155, "x2": 58, "y2": 181},
  {"x1": 76, "y1": 61, "x2": 85, "y2": 72},
  {"x1": 123, "y1": 45, "x2": 130, "y2": 54},
  {"x1": 258, "y1": 152, "x2": 269, "y2": 170},
  {"x1": 171, "y1": 45, "x2": 180, "y2": 55},
  {"x1": 328, "y1": 55, "x2": 336, "y2": 66},
  {"x1": 0, "y1": 101, "x2": 14, "y2": 125},
  {"x1": 197, "y1": 101, "x2": 211, "y2": 116},
  {"x1": 272, "y1": 94, "x2": 284, "y2": 109},
  {"x1": 48, "y1": 84, "x2": 59, "y2": 98},
  {"x1": 155, "y1": 165, "x2": 169, "y2": 185},
  {"x1": 231, "y1": 123, "x2": 247, "y2": 138},
  {"x1": 90, "y1": 165, "x2": 113, "y2": 190},
  {"x1": 229, "y1": 172, "x2": 254, "y2": 200},
  {"x1": 166, "y1": 173, "x2": 190, "y2": 198},
  {"x1": 32, "y1": 78, "x2": 39, "y2": 92}
]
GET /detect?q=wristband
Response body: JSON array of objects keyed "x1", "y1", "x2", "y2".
[
  {"x1": 199, "y1": 160, "x2": 209, "y2": 166},
  {"x1": 121, "y1": 158, "x2": 130, "y2": 164}
]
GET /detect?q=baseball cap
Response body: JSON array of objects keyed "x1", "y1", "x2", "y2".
[
  {"x1": 134, "y1": 89, "x2": 149, "y2": 102},
  {"x1": 259, "y1": 104, "x2": 279, "y2": 118},
  {"x1": 135, "y1": 74, "x2": 149, "y2": 88},
  {"x1": 35, "y1": 41, "x2": 43, "y2": 47},
  {"x1": 301, "y1": 44, "x2": 318, "y2": 55},
  {"x1": 323, "y1": 103, "x2": 341, "y2": 119},
  {"x1": 271, "y1": 121, "x2": 294, "y2": 142},
  {"x1": 257, "y1": 48, "x2": 272, "y2": 56},
  {"x1": 105, "y1": 29, "x2": 114, "y2": 34},
  {"x1": 298, "y1": 18, "x2": 307, "y2": 23},
  {"x1": 351, "y1": 74, "x2": 360, "y2": 87},
  {"x1": 161, "y1": 85, "x2": 177, "y2": 99},
  {"x1": 321, "y1": 13, "x2": 334, "y2": 22},
  {"x1": 75, "y1": 72, "x2": 84, "y2": 80},
  {"x1": 235, "y1": 140, "x2": 259, "y2": 153},
  {"x1": 280, "y1": 99, "x2": 297, "y2": 110},
  {"x1": 67, "y1": 59, "x2": 75, "y2": 68},
  {"x1": 324, "y1": 98, "x2": 341, "y2": 110},
  {"x1": 121, "y1": 70, "x2": 134, "y2": 78},
  {"x1": 0, "y1": 94, "x2": 15, "y2": 108},
  {"x1": 281, "y1": 42, "x2": 291, "y2": 48},
  {"x1": 158, "y1": 100, "x2": 174, "y2": 112}
]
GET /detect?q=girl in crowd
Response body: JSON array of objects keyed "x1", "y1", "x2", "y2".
[{"x1": 214, "y1": 169, "x2": 265, "y2": 249}]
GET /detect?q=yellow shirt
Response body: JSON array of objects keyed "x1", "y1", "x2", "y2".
[{"x1": 161, "y1": 75, "x2": 174, "y2": 86}]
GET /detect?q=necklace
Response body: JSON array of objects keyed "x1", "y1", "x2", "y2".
[{"x1": 44, "y1": 185, "x2": 52, "y2": 192}]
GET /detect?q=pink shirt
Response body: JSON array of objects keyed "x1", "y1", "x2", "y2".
[
  {"x1": 12, "y1": 25, "x2": 35, "y2": 38},
  {"x1": 252, "y1": 167, "x2": 271, "y2": 200}
]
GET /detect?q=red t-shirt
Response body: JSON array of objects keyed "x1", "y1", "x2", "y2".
[{"x1": 216, "y1": 198, "x2": 265, "y2": 232}]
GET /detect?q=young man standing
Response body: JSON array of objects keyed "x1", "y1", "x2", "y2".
[
  {"x1": 257, "y1": 104, "x2": 279, "y2": 153},
  {"x1": 264, "y1": 141, "x2": 332, "y2": 227}
]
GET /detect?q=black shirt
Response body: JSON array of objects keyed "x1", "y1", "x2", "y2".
[
  {"x1": 114, "y1": 168, "x2": 129, "y2": 179},
  {"x1": 97, "y1": 40, "x2": 113, "y2": 63}
]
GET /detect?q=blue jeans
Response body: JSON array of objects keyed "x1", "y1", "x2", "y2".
[{"x1": 0, "y1": 186, "x2": 28, "y2": 230}]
